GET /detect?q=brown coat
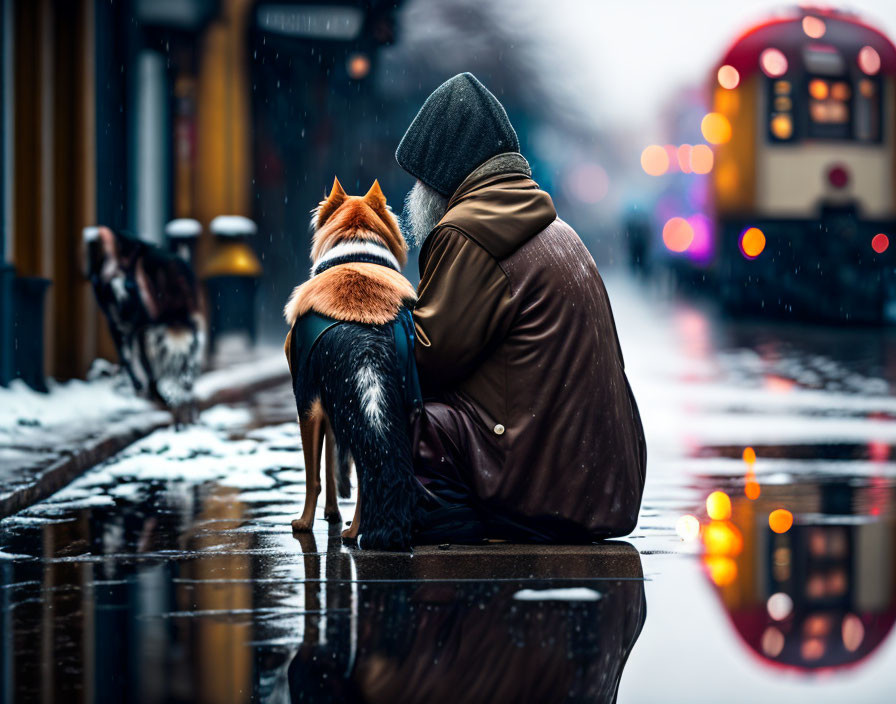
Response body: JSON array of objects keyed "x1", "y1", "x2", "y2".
[{"x1": 413, "y1": 154, "x2": 646, "y2": 539}]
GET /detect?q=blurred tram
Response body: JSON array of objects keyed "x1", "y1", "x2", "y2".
[{"x1": 646, "y1": 8, "x2": 896, "y2": 322}]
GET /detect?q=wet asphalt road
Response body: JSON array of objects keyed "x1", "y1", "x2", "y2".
[{"x1": 2, "y1": 275, "x2": 896, "y2": 703}]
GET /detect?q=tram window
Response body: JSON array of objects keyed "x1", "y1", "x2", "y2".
[
  {"x1": 806, "y1": 76, "x2": 851, "y2": 139},
  {"x1": 855, "y1": 77, "x2": 881, "y2": 142}
]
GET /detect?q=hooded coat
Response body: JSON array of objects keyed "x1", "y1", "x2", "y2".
[{"x1": 412, "y1": 153, "x2": 646, "y2": 540}]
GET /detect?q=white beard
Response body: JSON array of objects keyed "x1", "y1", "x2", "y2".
[{"x1": 401, "y1": 180, "x2": 449, "y2": 248}]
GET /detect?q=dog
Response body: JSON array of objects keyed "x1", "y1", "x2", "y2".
[
  {"x1": 284, "y1": 178, "x2": 422, "y2": 551},
  {"x1": 84, "y1": 226, "x2": 205, "y2": 423}
]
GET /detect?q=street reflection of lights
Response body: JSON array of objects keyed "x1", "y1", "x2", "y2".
[
  {"x1": 859, "y1": 46, "x2": 881, "y2": 75},
  {"x1": 663, "y1": 217, "x2": 694, "y2": 253},
  {"x1": 760, "y1": 48, "x2": 788, "y2": 78},
  {"x1": 802, "y1": 16, "x2": 826, "y2": 39},
  {"x1": 346, "y1": 53, "x2": 371, "y2": 80},
  {"x1": 762, "y1": 627, "x2": 785, "y2": 657},
  {"x1": 872, "y1": 233, "x2": 889, "y2": 253},
  {"x1": 802, "y1": 638, "x2": 826, "y2": 661},
  {"x1": 701, "y1": 112, "x2": 732, "y2": 144},
  {"x1": 767, "y1": 592, "x2": 793, "y2": 621},
  {"x1": 770, "y1": 114, "x2": 793, "y2": 140},
  {"x1": 745, "y1": 480, "x2": 761, "y2": 500},
  {"x1": 718, "y1": 64, "x2": 740, "y2": 89},
  {"x1": 690, "y1": 145, "x2": 714, "y2": 174},
  {"x1": 676, "y1": 514, "x2": 701, "y2": 542},
  {"x1": 773, "y1": 546, "x2": 791, "y2": 581},
  {"x1": 706, "y1": 491, "x2": 732, "y2": 520},
  {"x1": 769, "y1": 509, "x2": 793, "y2": 534},
  {"x1": 703, "y1": 520, "x2": 743, "y2": 556},
  {"x1": 704, "y1": 555, "x2": 738, "y2": 586},
  {"x1": 740, "y1": 227, "x2": 766, "y2": 259},
  {"x1": 641, "y1": 145, "x2": 669, "y2": 176},
  {"x1": 843, "y1": 614, "x2": 865, "y2": 652}
]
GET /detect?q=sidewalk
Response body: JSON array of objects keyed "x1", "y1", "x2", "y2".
[{"x1": 0, "y1": 350, "x2": 290, "y2": 518}]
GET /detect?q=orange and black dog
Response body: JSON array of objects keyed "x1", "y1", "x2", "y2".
[{"x1": 284, "y1": 178, "x2": 422, "y2": 550}]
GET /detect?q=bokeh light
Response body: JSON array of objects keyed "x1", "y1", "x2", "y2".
[
  {"x1": 769, "y1": 509, "x2": 793, "y2": 534},
  {"x1": 706, "y1": 491, "x2": 732, "y2": 521},
  {"x1": 346, "y1": 53, "x2": 371, "y2": 80},
  {"x1": 742, "y1": 446, "x2": 756, "y2": 464},
  {"x1": 704, "y1": 555, "x2": 738, "y2": 586},
  {"x1": 701, "y1": 112, "x2": 732, "y2": 144},
  {"x1": 802, "y1": 16, "x2": 826, "y2": 39},
  {"x1": 767, "y1": 592, "x2": 794, "y2": 620},
  {"x1": 663, "y1": 217, "x2": 694, "y2": 253},
  {"x1": 745, "y1": 480, "x2": 761, "y2": 500},
  {"x1": 641, "y1": 145, "x2": 669, "y2": 176},
  {"x1": 809, "y1": 79, "x2": 828, "y2": 100},
  {"x1": 760, "y1": 48, "x2": 788, "y2": 77},
  {"x1": 762, "y1": 627, "x2": 785, "y2": 657},
  {"x1": 770, "y1": 114, "x2": 793, "y2": 140},
  {"x1": 842, "y1": 614, "x2": 865, "y2": 652},
  {"x1": 717, "y1": 64, "x2": 740, "y2": 89},
  {"x1": 740, "y1": 227, "x2": 766, "y2": 259},
  {"x1": 690, "y1": 144, "x2": 714, "y2": 174},
  {"x1": 677, "y1": 144, "x2": 692, "y2": 174},
  {"x1": 859, "y1": 45, "x2": 881, "y2": 75},
  {"x1": 686, "y1": 214, "x2": 713, "y2": 263},
  {"x1": 872, "y1": 233, "x2": 889, "y2": 253},
  {"x1": 704, "y1": 520, "x2": 743, "y2": 555},
  {"x1": 675, "y1": 514, "x2": 701, "y2": 542}
]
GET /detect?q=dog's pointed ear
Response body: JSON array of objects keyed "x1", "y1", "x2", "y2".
[
  {"x1": 363, "y1": 180, "x2": 387, "y2": 211},
  {"x1": 313, "y1": 177, "x2": 348, "y2": 230}
]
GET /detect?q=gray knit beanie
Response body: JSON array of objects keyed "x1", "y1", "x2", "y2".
[{"x1": 395, "y1": 73, "x2": 520, "y2": 197}]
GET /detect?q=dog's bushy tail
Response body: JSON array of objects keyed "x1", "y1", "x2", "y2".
[
  {"x1": 313, "y1": 323, "x2": 421, "y2": 551},
  {"x1": 336, "y1": 445, "x2": 352, "y2": 499}
]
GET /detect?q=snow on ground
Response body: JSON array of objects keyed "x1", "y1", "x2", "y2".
[{"x1": 0, "y1": 375, "x2": 151, "y2": 436}]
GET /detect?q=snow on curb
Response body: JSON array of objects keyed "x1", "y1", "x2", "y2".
[{"x1": 0, "y1": 351, "x2": 290, "y2": 519}]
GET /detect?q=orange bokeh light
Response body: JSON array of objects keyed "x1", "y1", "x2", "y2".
[
  {"x1": 740, "y1": 227, "x2": 766, "y2": 258},
  {"x1": 690, "y1": 144, "x2": 714, "y2": 174},
  {"x1": 662, "y1": 217, "x2": 694, "y2": 253},
  {"x1": 802, "y1": 16, "x2": 826, "y2": 39},
  {"x1": 745, "y1": 480, "x2": 761, "y2": 500},
  {"x1": 742, "y1": 446, "x2": 756, "y2": 464},
  {"x1": 770, "y1": 114, "x2": 793, "y2": 140},
  {"x1": 704, "y1": 520, "x2": 743, "y2": 556},
  {"x1": 769, "y1": 509, "x2": 794, "y2": 534},
  {"x1": 717, "y1": 64, "x2": 740, "y2": 90},
  {"x1": 809, "y1": 79, "x2": 829, "y2": 100},
  {"x1": 704, "y1": 555, "x2": 738, "y2": 586},
  {"x1": 641, "y1": 145, "x2": 669, "y2": 176},
  {"x1": 701, "y1": 112, "x2": 732, "y2": 145},
  {"x1": 706, "y1": 491, "x2": 732, "y2": 521}
]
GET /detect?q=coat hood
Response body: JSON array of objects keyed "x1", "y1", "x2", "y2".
[{"x1": 430, "y1": 153, "x2": 557, "y2": 261}]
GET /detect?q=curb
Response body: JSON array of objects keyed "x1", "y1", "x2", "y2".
[{"x1": 0, "y1": 355, "x2": 290, "y2": 520}]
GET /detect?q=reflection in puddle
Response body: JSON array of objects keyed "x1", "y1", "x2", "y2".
[
  {"x1": 695, "y1": 474, "x2": 896, "y2": 672},
  {"x1": 287, "y1": 534, "x2": 646, "y2": 704},
  {"x1": 0, "y1": 476, "x2": 646, "y2": 703}
]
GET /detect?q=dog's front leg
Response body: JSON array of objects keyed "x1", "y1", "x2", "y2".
[
  {"x1": 292, "y1": 408, "x2": 326, "y2": 532},
  {"x1": 323, "y1": 425, "x2": 342, "y2": 523}
]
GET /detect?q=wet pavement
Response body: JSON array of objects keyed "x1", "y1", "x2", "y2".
[{"x1": 2, "y1": 275, "x2": 896, "y2": 702}]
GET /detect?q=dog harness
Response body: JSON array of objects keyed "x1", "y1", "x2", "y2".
[{"x1": 290, "y1": 306, "x2": 423, "y2": 419}]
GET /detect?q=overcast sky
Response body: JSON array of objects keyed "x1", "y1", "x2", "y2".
[{"x1": 515, "y1": 1, "x2": 896, "y2": 136}]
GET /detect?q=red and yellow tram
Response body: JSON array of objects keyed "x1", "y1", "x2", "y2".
[{"x1": 650, "y1": 8, "x2": 896, "y2": 321}]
